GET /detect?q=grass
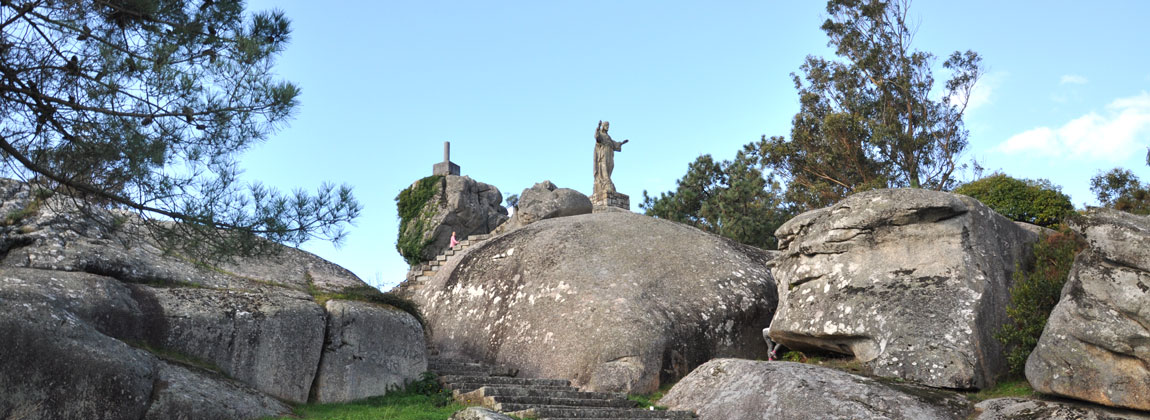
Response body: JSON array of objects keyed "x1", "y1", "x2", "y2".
[
  {"x1": 266, "y1": 372, "x2": 467, "y2": 420},
  {"x1": 627, "y1": 381, "x2": 678, "y2": 411},
  {"x1": 270, "y1": 391, "x2": 468, "y2": 420},
  {"x1": 965, "y1": 378, "x2": 1036, "y2": 402}
]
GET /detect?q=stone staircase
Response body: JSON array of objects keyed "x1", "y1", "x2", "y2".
[
  {"x1": 395, "y1": 234, "x2": 493, "y2": 297},
  {"x1": 428, "y1": 346, "x2": 695, "y2": 420}
]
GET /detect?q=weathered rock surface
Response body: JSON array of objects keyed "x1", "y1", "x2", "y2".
[
  {"x1": 0, "y1": 178, "x2": 425, "y2": 415},
  {"x1": 133, "y1": 286, "x2": 327, "y2": 403},
  {"x1": 312, "y1": 299, "x2": 427, "y2": 403},
  {"x1": 0, "y1": 269, "x2": 155, "y2": 420},
  {"x1": 660, "y1": 358, "x2": 973, "y2": 420},
  {"x1": 1026, "y1": 209, "x2": 1150, "y2": 411},
  {"x1": 144, "y1": 361, "x2": 292, "y2": 420},
  {"x1": 0, "y1": 267, "x2": 291, "y2": 420},
  {"x1": 414, "y1": 211, "x2": 776, "y2": 393},
  {"x1": 493, "y1": 180, "x2": 592, "y2": 234},
  {"x1": 975, "y1": 398, "x2": 1150, "y2": 420},
  {"x1": 402, "y1": 175, "x2": 508, "y2": 262},
  {"x1": 770, "y1": 188, "x2": 1038, "y2": 389}
]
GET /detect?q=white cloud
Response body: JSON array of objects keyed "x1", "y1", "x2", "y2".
[
  {"x1": 1060, "y1": 74, "x2": 1088, "y2": 85},
  {"x1": 998, "y1": 92, "x2": 1150, "y2": 163},
  {"x1": 950, "y1": 71, "x2": 1005, "y2": 114}
]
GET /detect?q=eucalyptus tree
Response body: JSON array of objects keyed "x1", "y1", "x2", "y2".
[{"x1": 760, "y1": 0, "x2": 984, "y2": 209}]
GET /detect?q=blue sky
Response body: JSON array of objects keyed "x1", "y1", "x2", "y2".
[{"x1": 239, "y1": 1, "x2": 1150, "y2": 290}]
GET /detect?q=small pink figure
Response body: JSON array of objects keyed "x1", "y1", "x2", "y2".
[{"x1": 449, "y1": 231, "x2": 459, "y2": 248}]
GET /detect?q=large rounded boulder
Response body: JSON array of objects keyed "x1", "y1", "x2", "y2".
[
  {"x1": 1026, "y1": 209, "x2": 1150, "y2": 411},
  {"x1": 769, "y1": 188, "x2": 1038, "y2": 389},
  {"x1": 413, "y1": 211, "x2": 776, "y2": 393}
]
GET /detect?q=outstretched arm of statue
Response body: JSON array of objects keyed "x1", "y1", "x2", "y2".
[{"x1": 614, "y1": 139, "x2": 628, "y2": 151}]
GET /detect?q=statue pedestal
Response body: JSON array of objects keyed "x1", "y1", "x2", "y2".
[{"x1": 591, "y1": 191, "x2": 629, "y2": 211}]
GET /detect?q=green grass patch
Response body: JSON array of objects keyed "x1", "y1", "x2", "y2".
[
  {"x1": 274, "y1": 391, "x2": 467, "y2": 420},
  {"x1": 628, "y1": 381, "x2": 678, "y2": 411},
  {"x1": 267, "y1": 372, "x2": 466, "y2": 420},
  {"x1": 965, "y1": 378, "x2": 1036, "y2": 402}
]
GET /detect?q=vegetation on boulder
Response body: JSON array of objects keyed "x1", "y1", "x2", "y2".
[
  {"x1": 395, "y1": 175, "x2": 443, "y2": 265},
  {"x1": 995, "y1": 229, "x2": 1085, "y2": 376},
  {"x1": 953, "y1": 173, "x2": 1074, "y2": 227}
]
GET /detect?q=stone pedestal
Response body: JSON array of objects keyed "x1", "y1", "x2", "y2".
[
  {"x1": 591, "y1": 191, "x2": 629, "y2": 211},
  {"x1": 432, "y1": 161, "x2": 460, "y2": 176}
]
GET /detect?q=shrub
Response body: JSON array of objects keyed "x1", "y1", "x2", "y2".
[
  {"x1": 395, "y1": 175, "x2": 443, "y2": 265},
  {"x1": 953, "y1": 173, "x2": 1074, "y2": 227},
  {"x1": 995, "y1": 229, "x2": 1085, "y2": 376}
]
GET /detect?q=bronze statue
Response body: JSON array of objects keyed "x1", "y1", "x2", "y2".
[{"x1": 594, "y1": 120, "x2": 628, "y2": 195}]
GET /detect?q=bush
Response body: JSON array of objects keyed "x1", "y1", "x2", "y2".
[
  {"x1": 953, "y1": 173, "x2": 1074, "y2": 227},
  {"x1": 995, "y1": 229, "x2": 1085, "y2": 376},
  {"x1": 395, "y1": 175, "x2": 443, "y2": 265}
]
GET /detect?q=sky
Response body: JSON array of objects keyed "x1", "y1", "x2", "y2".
[{"x1": 238, "y1": 1, "x2": 1150, "y2": 290}]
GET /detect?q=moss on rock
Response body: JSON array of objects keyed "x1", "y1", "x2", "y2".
[{"x1": 395, "y1": 175, "x2": 442, "y2": 265}]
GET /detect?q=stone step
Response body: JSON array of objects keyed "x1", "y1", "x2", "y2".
[
  {"x1": 450, "y1": 382, "x2": 572, "y2": 393},
  {"x1": 415, "y1": 275, "x2": 429, "y2": 282},
  {"x1": 440, "y1": 375, "x2": 568, "y2": 387},
  {"x1": 437, "y1": 254, "x2": 448, "y2": 262},
  {"x1": 444, "y1": 249, "x2": 455, "y2": 256},
  {"x1": 508, "y1": 406, "x2": 695, "y2": 419},
  {"x1": 473, "y1": 386, "x2": 626, "y2": 401},
  {"x1": 493, "y1": 396, "x2": 636, "y2": 411}
]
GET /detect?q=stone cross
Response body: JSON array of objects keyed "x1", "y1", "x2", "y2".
[{"x1": 433, "y1": 141, "x2": 460, "y2": 176}]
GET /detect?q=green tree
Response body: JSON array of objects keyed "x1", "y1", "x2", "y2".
[
  {"x1": 996, "y1": 230, "x2": 1085, "y2": 376},
  {"x1": 1090, "y1": 168, "x2": 1150, "y2": 215},
  {"x1": 953, "y1": 173, "x2": 1074, "y2": 227},
  {"x1": 641, "y1": 146, "x2": 791, "y2": 250},
  {"x1": 0, "y1": 0, "x2": 359, "y2": 259},
  {"x1": 758, "y1": 0, "x2": 983, "y2": 209}
]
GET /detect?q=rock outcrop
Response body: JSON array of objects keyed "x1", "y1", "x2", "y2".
[
  {"x1": 312, "y1": 300, "x2": 427, "y2": 403},
  {"x1": 770, "y1": 188, "x2": 1038, "y2": 389},
  {"x1": 0, "y1": 267, "x2": 291, "y2": 419},
  {"x1": 0, "y1": 179, "x2": 425, "y2": 416},
  {"x1": 413, "y1": 211, "x2": 776, "y2": 393},
  {"x1": 660, "y1": 358, "x2": 973, "y2": 420},
  {"x1": 1026, "y1": 209, "x2": 1150, "y2": 411},
  {"x1": 400, "y1": 175, "x2": 508, "y2": 263},
  {"x1": 493, "y1": 180, "x2": 592, "y2": 234},
  {"x1": 133, "y1": 286, "x2": 327, "y2": 402},
  {"x1": 975, "y1": 398, "x2": 1150, "y2": 420}
]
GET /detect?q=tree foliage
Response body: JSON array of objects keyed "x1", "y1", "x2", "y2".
[
  {"x1": 395, "y1": 175, "x2": 441, "y2": 265},
  {"x1": 953, "y1": 173, "x2": 1074, "y2": 227},
  {"x1": 0, "y1": 0, "x2": 358, "y2": 259},
  {"x1": 1090, "y1": 168, "x2": 1150, "y2": 215},
  {"x1": 641, "y1": 145, "x2": 791, "y2": 250},
  {"x1": 759, "y1": 0, "x2": 983, "y2": 209},
  {"x1": 996, "y1": 230, "x2": 1085, "y2": 376}
]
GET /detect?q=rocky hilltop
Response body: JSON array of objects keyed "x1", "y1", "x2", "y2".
[
  {"x1": 0, "y1": 179, "x2": 425, "y2": 419},
  {"x1": 412, "y1": 211, "x2": 777, "y2": 394}
]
